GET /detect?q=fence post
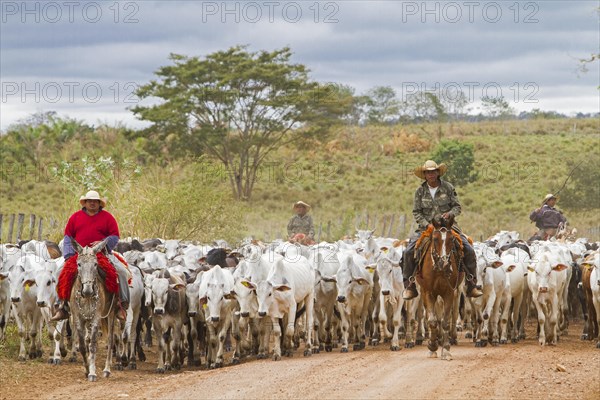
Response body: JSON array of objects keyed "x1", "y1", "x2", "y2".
[
  {"x1": 387, "y1": 214, "x2": 395, "y2": 237},
  {"x1": 28, "y1": 214, "x2": 36, "y2": 240},
  {"x1": 381, "y1": 216, "x2": 387, "y2": 238},
  {"x1": 366, "y1": 213, "x2": 370, "y2": 230},
  {"x1": 7, "y1": 214, "x2": 15, "y2": 243},
  {"x1": 326, "y1": 221, "x2": 331, "y2": 241},
  {"x1": 317, "y1": 222, "x2": 322, "y2": 243},
  {"x1": 16, "y1": 213, "x2": 25, "y2": 242},
  {"x1": 38, "y1": 217, "x2": 43, "y2": 241},
  {"x1": 398, "y1": 214, "x2": 406, "y2": 238},
  {"x1": 0, "y1": 214, "x2": 3, "y2": 243}
]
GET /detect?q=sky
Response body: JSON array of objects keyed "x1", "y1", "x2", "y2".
[{"x1": 1, "y1": 0, "x2": 598, "y2": 130}]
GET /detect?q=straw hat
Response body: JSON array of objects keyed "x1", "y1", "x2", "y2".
[
  {"x1": 79, "y1": 190, "x2": 106, "y2": 208},
  {"x1": 293, "y1": 201, "x2": 311, "y2": 211},
  {"x1": 414, "y1": 160, "x2": 448, "y2": 179},
  {"x1": 542, "y1": 193, "x2": 557, "y2": 206}
]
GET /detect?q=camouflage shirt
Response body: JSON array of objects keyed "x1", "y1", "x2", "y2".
[
  {"x1": 287, "y1": 214, "x2": 315, "y2": 238},
  {"x1": 412, "y1": 179, "x2": 462, "y2": 233}
]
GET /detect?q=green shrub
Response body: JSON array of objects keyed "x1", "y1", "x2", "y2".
[{"x1": 430, "y1": 139, "x2": 478, "y2": 186}]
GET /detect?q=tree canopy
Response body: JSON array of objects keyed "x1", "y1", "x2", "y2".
[{"x1": 132, "y1": 45, "x2": 350, "y2": 200}]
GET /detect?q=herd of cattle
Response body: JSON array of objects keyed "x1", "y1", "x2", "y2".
[{"x1": 0, "y1": 230, "x2": 599, "y2": 375}]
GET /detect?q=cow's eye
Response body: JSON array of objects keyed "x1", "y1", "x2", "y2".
[{"x1": 47, "y1": 281, "x2": 51, "y2": 286}]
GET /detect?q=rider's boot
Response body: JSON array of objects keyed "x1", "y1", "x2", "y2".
[{"x1": 50, "y1": 300, "x2": 70, "y2": 321}]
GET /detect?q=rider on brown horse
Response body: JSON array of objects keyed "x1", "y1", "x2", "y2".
[{"x1": 402, "y1": 160, "x2": 483, "y2": 300}]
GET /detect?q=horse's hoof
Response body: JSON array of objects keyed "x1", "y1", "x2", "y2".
[
  {"x1": 156, "y1": 368, "x2": 165, "y2": 374},
  {"x1": 272, "y1": 354, "x2": 281, "y2": 361},
  {"x1": 464, "y1": 332, "x2": 472, "y2": 339},
  {"x1": 325, "y1": 345, "x2": 332, "y2": 352},
  {"x1": 390, "y1": 345, "x2": 400, "y2": 351},
  {"x1": 500, "y1": 339, "x2": 507, "y2": 345},
  {"x1": 88, "y1": 374, "x2": 97, "y2": 382},
  {"x1": 304, "y1": 349, "x2": 312, "y2": 357},
  {"x1": 428, "y1": 351, "x2": 437, "y2": 358},
  {"x1": 405, "y1": 342, "x2": 414, "y2": 349},
  {"x1": 341, "y1": 347, "x2": 348, "y2": 353}
]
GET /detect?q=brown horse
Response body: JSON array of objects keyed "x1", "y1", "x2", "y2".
[
  {"x1": 415, "y1": 214, "x2": 463, "y2": 360},
  {"x1": 70, "y1": 238, "x2": 118, "y2": 381}
]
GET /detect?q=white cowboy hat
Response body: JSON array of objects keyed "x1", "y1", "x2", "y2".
[
  {"x1": 293, "y1": 200, "x2": 311, "y2": 210},
  {"x1": 79, "y1": 190, "x2": 107, "y2": 208},
  {"x1": 414, "y1": 160, "x2": 448, "y2": 180},
  {"x1": 542, "y1": 193, "x2": 557, "y2": 205}
]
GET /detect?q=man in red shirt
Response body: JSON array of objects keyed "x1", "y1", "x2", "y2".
[{"x1": 51, "y1": 190, "x2": 130, "y2": 321}]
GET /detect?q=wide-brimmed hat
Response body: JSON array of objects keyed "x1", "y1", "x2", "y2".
[
  {"x1": 79, "y1": 190, "x2": 106, "y2": 208},
  {"x1": 414, "y1": 160, "x2": 448, "y2": 179},
  {"x1": 293, "y1": 201, "x2": 311, "y2": 211},
  {"x1": 542, "y1": 193, "x2": 557, "y2": 205}
]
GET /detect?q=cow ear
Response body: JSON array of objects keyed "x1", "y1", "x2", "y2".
[
  {"x1": 23, "y1": 279, "x2": 36, "y2": 288},
  {"x1": 491, "y1": 261, "x2": 503, "y2": 268},
  {"x1": 506, "y1": 265, "x2": 516, "y2": 272},
  {"x1": 199, "y1": 296, "x2": 207, "y2": 305},
  {"x1": 365, "y1": 264, "x2": 376, "y2": 274},
  {"x1": 354, "y1": 277, "x2": 370, "y2": 285},
  {"x1": 322, "y1": 276, "x2": 337, "y2": 283},
  {"x1": 170, "y1": 283, "x2": 185, "y2": 291},
  {"x1": 275, "y1": 284, "x2": 292, "y2": 292},
  {"x1": 224, "y1": 291, "x2": 236, "y2": 300},
  {"x1": 552, "y1": 264, "x2": 569, "y2": 272},
  {"x1": 241, "y1": 280, "x2": 256, "y2": 289},
  {"x1": 0, "y1": 273, "x2": 7, "y2": 280}
]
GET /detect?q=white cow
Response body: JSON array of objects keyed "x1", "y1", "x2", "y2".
[
  {"x1": 198, "y1": 265, "x2": 239, "y2": 368},
  {"x1": 334, "y1": 254, "x2": 373, "y2": 352},
  {"x1": 0, "y1": 246, "x2": 22, "y2": 340},
  {"x1": 499, "y1": 247, "x2": 530, "y2": 343},
  {"x1": 309, "y1": 246, "x2": 341, "y2": 352},
  {"x1": 7, "y1": 254, "x2": 45, "y2": 360},
  {"x1": 527, "y1": 245, "x2": 571, "y2": 345},
  {"x1": 472, "y1": 243, "x2": 507, "y2": 346},
  {"x1": 234, "y1": 248, "x2": 277, "y2": 359},
  {"x1": 117, "y1": 265, "x2": 145, "y2": 370},
  {"x1": 252, "y1": 257, "x2": 315, "y2": 360},
  {"x1": 375, "y1": 246, "x2": 405, "y2": 351}
]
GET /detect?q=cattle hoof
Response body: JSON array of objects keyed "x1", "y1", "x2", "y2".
[
  {"x1": 115, "y1": 364, "x2": 123, "y2": 371},
  {"x1": 405, "y1": 342, "x2": 414, "y2": 349},
  {"x1": 69, "y1": 356, "x2": 77, "y2": 363},
  {"x1": 415, "y1": 339, "x2": 423, "y2": 346},
  {"x1": 518, "y1": 334, "x2": 526, "y2": 340},
  {"x1": 390, "y1": 345, "x2": 400, "y2": 351},
  {"x1": 464, "y1": 332, "x2": 472, "y2": 339},
  {"x1": 303, "y1": 349, "x2": 311, "y2": 357},
  {"x1": 491, "y1": 341, "x2": 499, "y2": 347},
  {"x1": 272, "y1": 354, "x2": 281, "y2": 361},
  {"x1": 174, "y1": 364, "x2": 181, "y2": 370},
  {"x1": 215, "y1": 362, "x2": 223, "y2": 368},
  {"x1": 139, "y1": 353, "x2": 146, "y2": 362},
  {"x1": 441, "y1": 352, "x2": 452, "y2": 361},
  {"x1": 341, "y1": 347, "x2": 348, "y2": 353},
  {"x1": 232, "y1": 358, "x2": 240, "y2": 365},
  {"x1": 325, "y1": 345, "x2": 332, "y2": 352},
  {"x1": 581, "y1": 334, "x2": 589, "y2": 341},
  {"x1": 87, "y1": 374, "x2": 97, "y2": 382},
  {"x1": 128, "y1": 362, "x2": 137, "y2": 370},
  {"x1": 103, "y1": 371, "x2": 111, "y2": 378},
  {"x1": 319, "y1": 344, "x2": 324, "y2": 351},
  {"x1": 312, "y1": 347, "x2": 320, "y2": 354},
  {"x1": 256, "y1": 353, "x2": 265, "y2": 360},
  {"x1": 225, "y1": 346, "x2": 232, "y2": 352},
  {"x1": 456, "y1": 325, "x2": 463, "y2": 332},
  {"x1": 475, "y1": 342, "x2": 482, "y2": 348},
  {"x1": 284, "y1": 351, "x2": 293, "y2": 358},
  {"x1": 156, "y1": 367, "x2": 165, "y2": 374},
  {"x1": 47, "y1": 358, "x2": 54, "y2": 364},
  {"x1": 353, "y1": 344, "x2": 362, "y2": 351},
  {"x1": 18, "y1": 356, "x2": 26, "y2": 362},
  {"x1": 194, "y1": 359, "x2": 201, "y2": 367},
  {"x1": 371, "y1": 339, "x2": 379, "y2": 346},
  {"x1": 53, "y1": 358, "x2": 61, "y2": 365},
  {"x1": 449, "y1": 338, "x2": 458, "y2": 346},
  {"x1": 500, "y1": 339, "x2": 508, "y2": 345}
]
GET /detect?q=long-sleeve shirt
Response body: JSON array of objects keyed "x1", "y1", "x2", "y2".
[
  {"x1": 529, "y1": 204, "x2": 567, "y2": 229},
  {"x1": 412, "y1": 179, "x2": 462, "y2": 233},
  {"x1": 287, "y1": 214, "x2": 315, "y2": 239},
  {"x1": 63, "y1": 208, "x2": 120, "y2": 259}
]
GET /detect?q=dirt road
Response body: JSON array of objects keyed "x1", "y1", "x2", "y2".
[{"x1": 1, "y1": 321, "x2": 598, "y2": 400}]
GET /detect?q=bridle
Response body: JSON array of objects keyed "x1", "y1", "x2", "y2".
[{"x1": 430, "y1": 227, "x2": 461, "y2": 290}]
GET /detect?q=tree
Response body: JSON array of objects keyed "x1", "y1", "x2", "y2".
[
  {"x1": 365, "y1": 86, "x2": 400, "y2": 124},
  {"x1": 558, "y1": 159, "x2": 600, "y2": 210},
  {"x1": 430, "y1": 140, "x2": 478, "y2": 186},
  {"x1": 480, "y1": 95, "x2": 515, "y2": 119},
  {"x1": 132, "y1": 46, "x2": 348, "y2": 200},
  {"x1": 400, "y1": 91, "x2": 447, "y2": 123}
]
